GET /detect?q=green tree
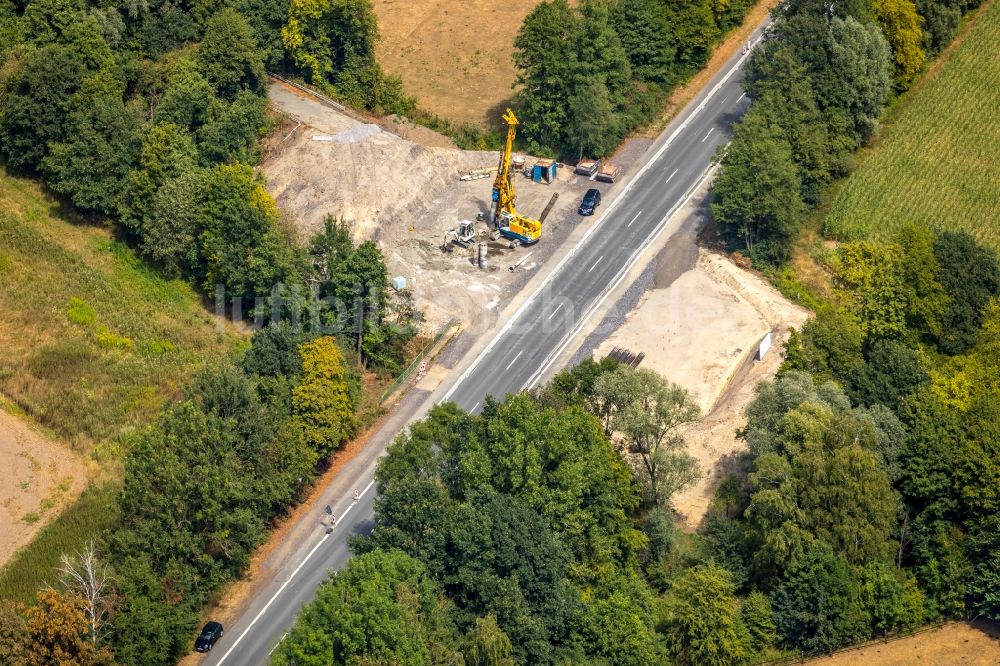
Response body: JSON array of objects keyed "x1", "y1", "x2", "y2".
[
  {"x1": 665, "y1": 0, "x2": 721, "y2": 70},
  {"x1": 741, "y1": 590, "x2": 777, "y2": 652},
  {"x1": 566, "y1": 79, "x2": 618, "y2": 160},
  {"x1": 771, "y1": 542, "x2": 865, "y2": 652},
  {"x1": 873, "y1": 0, "x2": 926, "y2": 89},
  {"x1": 581, "y1": 590, "x2": 665, "y2": 666},
  {"x1": 0, "y1": 44, "x2": 85, "y2": 171},
  {"x1": 196, "y1": 89, "x2": 268, "y2": 164},
  {"x1": 611, "y1": 0, "x2": 674, "y2": 83},
  {"x1": 513, "y1": 0, "x2": 580, "y2": 150},
  {"x1": 141, "y1": 169, "x2": 206, "y2": 275},
  {"x1": 833, "y1": 240, "x2": 908, "y2": 341},
  {"x1": 932, "y1": 231, "x2": 1000, "y2": 354},
  {"x1": 273, "y1": 549, "x2": 462, "y2": 666},
  {"x1": 291, "y1": 336, "x2": 355, "y2": 457},
  {"x1": 196, "y1": 7, "x2": 266, "y2": 99},
  {"x1": 593, "y1": 366, "x2": 701, "y2": 507},
  {"x1": 825, "y1": 16, "x2": 893, "y2": 143},
  {"x1": 712, "y1": 108, "x2": 807, "y2": 262},
  {"x1": 464, "y1": 614, "x2": 515, "y2": 666},
  {"x1": 43, "y1": 73, "x2": 142, "y2": 215},
  {"x1": 119, "y1": 123, "x2": 198, "y2": 235},
  {"x1": 154, "y1": 57, "x2": 214, "y2": 132},
  {"x1": 659, "y1": 562, "x2": 750, "y2": 665},
  {"x1": 195, "y1": 162, "x2": 295, "y2": 299}
]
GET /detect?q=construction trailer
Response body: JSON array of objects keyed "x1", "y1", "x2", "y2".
[{"x1": 490, "y1": 108, "x2": 543, "y2": 245}]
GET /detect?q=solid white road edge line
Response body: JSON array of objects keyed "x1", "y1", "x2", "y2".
[
  {"x1": 438, "y1": 30, "x2": 761, "y2": 406},
  {"x1": 215, "y1": 478, "x2": 377, "y2": 665},
  {"x1": 524, "y1": 164, "x2": 720, "y2": 391}
]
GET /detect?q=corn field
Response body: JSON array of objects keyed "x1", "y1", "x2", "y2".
[{"x1": 824, "y1": 0, "x2": 1000, "y2": 251}]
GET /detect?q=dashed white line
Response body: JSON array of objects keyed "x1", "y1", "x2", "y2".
[
  {"x1": 215, "y1": 479, "x2": 377, "y2": 665},
  {"x1": 505, "y1": 350, "x2": 523, "y2": 371},
  {"x1": 471, "y1": 401, "x2": 480, "y2": 413},
  {"x1": 701, "y1": 128, "x2": 715, "y2": 142},
  {"x1": 588, "y1": 256, "x2": 604, "y2": 273},
  {"x1": 665, "y1": 168, "x2": 679, "y2": 185},
  {"x1": 547, "y1": 302, "x2": 564, "y2": 320},
  {"x1": 627, "y1": 211, "x2": 642, "y2": 228},
  {"x1": 720, "y1": 95, "x2": 729, "y2": 105},
  {"x1": 737, "y1": 92, "x2": 746, "y2": 103}
]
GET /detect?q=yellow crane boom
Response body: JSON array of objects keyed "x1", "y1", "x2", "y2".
[{"x1": 491, "y1": 108, "x2": 542, "y2": 244}]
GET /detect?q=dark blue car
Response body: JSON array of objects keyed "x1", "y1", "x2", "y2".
[
  {"x1": 195, "y1": 621, "x2": 224, "y2": 652},
  {"x1": 578, "y1": 188, "x2": 601, "y2": 216}
]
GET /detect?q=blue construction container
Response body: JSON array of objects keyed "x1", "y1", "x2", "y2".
[{"x1": 532, "y1": 159, "x2": 557, "y2": 183}]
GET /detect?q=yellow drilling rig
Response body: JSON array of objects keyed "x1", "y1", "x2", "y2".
[{"x1": 490, "y1": 108, "x2": 542, "y2": 245}]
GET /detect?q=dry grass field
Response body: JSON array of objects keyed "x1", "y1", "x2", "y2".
[
  {"x1": 824, "y1": 0, "x2": 1000, "y2": 251},
  {"x1": 372, "y1": 0, "x2": 541, "y2": 125}
]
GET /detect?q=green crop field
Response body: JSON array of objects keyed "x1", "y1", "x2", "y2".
[
  {"x1": 824, "y1": 0, "x2": 1000, "y2": 250},
  {"x1": 0, "y1": 168, "x2": 243, "y2": 452}
]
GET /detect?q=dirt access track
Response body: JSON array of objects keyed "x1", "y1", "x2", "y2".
[{"x1": 0, "y1": 405, "x2": 88, "y2": 567}]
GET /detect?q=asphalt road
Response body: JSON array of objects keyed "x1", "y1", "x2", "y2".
[{"x1": 205, "y1": 31, "x2": 759, "y2": 666}]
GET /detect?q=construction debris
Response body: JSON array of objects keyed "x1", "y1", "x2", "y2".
[
  {"x1": 606, "y1": 346, "x2": 645, "y2": 368},
  {"x1": 460, "y1": 167, "x2": 494, "y2": 181},
  {"x1": 575, "y1": 158, "x2": 601, "y2": 177},
  {"x1": 596, "y1": 162, "x2": 621, "y2": 183},
  {"x1": 509, "y1": 251, "x2": 534, "y2": 272}
]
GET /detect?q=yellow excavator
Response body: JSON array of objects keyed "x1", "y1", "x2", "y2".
[{"x1": 490, "y1": 108, "x2": 542, "y2": 245}]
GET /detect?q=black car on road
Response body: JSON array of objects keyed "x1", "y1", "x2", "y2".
[
  {"x1": 578, "y1": 188, "x2": 601, "y2": 216},
  {"x1": 195, "y1": 621, "x2": 224, "y2": 652}
]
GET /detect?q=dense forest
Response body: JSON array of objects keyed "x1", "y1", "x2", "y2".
[
  {"x1": 711, "y1": 0, "x2": 979, "y2": 264},
  {"x1": 0, "y1": 0, "x2": 419, "y2": 661},
  {"x1": 513, "y1": 0, "x2": 757, "y2": 158},
  {"x1": 273, "y1": 226, "x2": 1000, "y2": 665}
]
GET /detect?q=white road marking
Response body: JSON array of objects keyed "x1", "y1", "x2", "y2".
[
  {"x1": 505, "y1": 350, "x2": 523, "y2": 371},
  {"x1": 471, "y1": 401, "x2": 480, "y2": 412},
  {"x1": 665, "y1": 168, "x2": 679, "y2": 185},
  {"x1": 215, "y1": 478, "x2": 377, "y2": 665},
  {"x1": 627, "y1": 211, "x2": 642, "y2": 228},
  {"x1": 547, "y1": 302, "x2": 564, "y2": 320},
  {"x1": 268, "y1": 633, "x2": 288, "y2": 656},
  {"x1": 737, "y1": 92, "x2": 746, "y2": 103},
  {"x1": 701, "y1": 128, "x2": 715, "y2": 142},
  {"x1": 720, "y1": 95, "x2": 729, "y2": 105},
  {"x1": 588, "y1": 256, "x2": 604, "y2": 273},
  {"x1": 525, "y1": 165, "x2": 720, "y2": 390},
  {"x1": 440, "y1": 26, "x2": 766, "y2": 405}
]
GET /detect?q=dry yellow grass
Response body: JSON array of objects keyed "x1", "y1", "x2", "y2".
[{"x1": 372, "y1": 0, "x2": 541, "y2": 125}]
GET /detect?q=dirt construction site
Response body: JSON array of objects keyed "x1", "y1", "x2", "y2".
[{"x1": 263, "y1": 79, "x2": 648, "y2": 333}]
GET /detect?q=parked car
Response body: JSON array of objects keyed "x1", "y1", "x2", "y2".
[
  {"x1": 195, "y1": 621, "x2": 224, "y2": 652},
  {"x1": 578, "y1": 188, "x2": 601, "y2": 216}
]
